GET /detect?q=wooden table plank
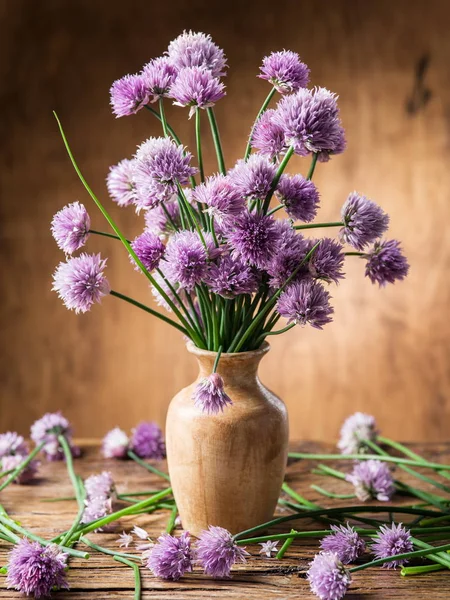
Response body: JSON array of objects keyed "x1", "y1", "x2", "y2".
[{"x1": 1, "y1": 441, "x2": 450, "y2": 598}]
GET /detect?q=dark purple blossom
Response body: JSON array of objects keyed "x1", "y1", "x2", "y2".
[
  {"x1": 110, "y1": 73, "x2": 150, "y2": 117},
  {"x1": 144, "y1": 200, "x2": 181, "y2": 236},
  {"x1": 147, "y1": 531, "x2": 192, "y2": 580},
  {"x1": 193, "y1": 174, "x2": 245, "y2": 223},
  {"x1": 340, "y1": 192, "x2": 389, "y2": 250},
  {"x1": 251, "y1": 109, "x2": 286, "y2": 160},
  {"x1": 142, "y1": 57, "x2": 178, "y2": 102},
  {"x1": 337, "y1": 412, "x2": 378, "y2": 455},
  {"x1": 196, "y1": 526, "x2": 249, "y2": 578},
  {"x1": 163, "y1": 231, "x2": 209, "y2": 291},
  {"x1": 227, "y1": 212, "x2": 281, "y2": 269},
  {"x1": 0, "y1": 432, "x2": 28, "y2": 458},
  {"x1": 1, "y1": 454, "x2": 39, "y2": 484},
  {"x1": 102, "y1": 427, "x2": 129, "y2": 459},
  {"x1": 170, "y1": 66, "x2": 225, "y2": 118},
  {"x1": 130, "y1": 422, "x2": 166, "y2": 459},
  {"x1": 320, "y1": 524, "x2": 366, "y2": 564},
  {"x1": 51, "y1": 202, "x2": 91, "y2": 255},
  {"x1": 272, "y1": 87, "x2": 346, "y2": 157},
  {"x1": 307, "y1": 552, "x2": 351, "y2": 600},
  {"x1": 259, "y1": 50, "x2": 310, "y2": 93},
  {"x1": 276, "y1": 174, "x2": 319, "y2": 222},
  {"x1": 167, "y1": 31, "x2": 227, "y2": 78},
  {"x1": 229, "y1": 155, "x2": 277, "y2": 201},
  {"x1": 364, "y1": 239, "x2": 409, "y2": 286},
  {"x1": 308, "y1": 238, "x2": 345, "y2": 283},
  {"x1": 106, "y1": 159, "x2": 137, "y2": 208},
  {"x1": 276, "y1": 280, "x2": 334, "y2": 329},
  {"x1": 130, "y1": 231, "x2": 165, "y2": 272},
  {"x1": 193, "y1": 373, "x2": 233, "y2": 414},
  {"x1": 266, "y1": 223, "x2": 311, "y2": 288},
  {"x1": 205, "y1": 254, "x2": 259, "y2": 298},
  {"x1": 30, "y1": 412, "x2": 74, "y2": 461},
  {"x1": 371, "y1": 523, "x2": 413, "y2": 569},
  {"x1": 52, "y1": 253, "x2": 110, "y2": 314},
  {"x1": 6, "y1": 539, "x2": 69, "y2": 599},
  {"x1": 345, "y1": 460, "x2": 395, "y2": 502}
]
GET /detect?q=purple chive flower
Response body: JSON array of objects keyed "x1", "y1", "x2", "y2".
[
  {"x1": 133, "y1": 525, "x2": 150, "y2": 540},
  {"x1": 196, "y1": 526, "x2": 249, "y2": 578},
  {"x1": 259, "y1": 50, "x2": 310, "y2": 93},
  {"x1": 205, "y1": 255, "x2": 259, "y2": 298},
  {"x1": 51, "y1": 201, "x2": 91, "y2": 255},
  {"x1": 110, "y1": 73, "x2": 150, "y2": 117},
  {"x1": 308, "y1": 238, "x2": 345, "y2": 284},
  {"x1": 52, "y1": 253, "x2": 110, "y2": 314},
  {"x1": 6, "y1": 539, "x2": 69, "y2": 599},
  {"x1": 170, "y1": 66, "x2": 226, "y2": 118},
  {"x1": 82, "y1": 471, "x2": 116, "y2": 527},
  {"x1": 345, "y1": 460, "x2": 395, "y2": 502},
  {"x1": 340, "y1": 192, "x2": 389, "y2": 250},
  {"x1": 307, "y1": 552, "x2": 351, "y2": 600},
  {"x1": 320, "y1": 524, "x2": 366, "y2": 564},
  {"x1": 276, "y1": 174, "x2": 319, "y2": 222},
  {"x1": 142, "y1": 57, "x2": 178, "y2": 102},
  {"x1": 251, "y1": 109, "x2": 286, "y2": 160},
  {"x1": 259, "y1": 540, "x2": 279, "y2": 557},
  {"x1": 1, "y1": 454, "x2": 39, "y2": 484},
  {"x1": 364, "y1": 239, "x2": 409, "y2": 286},
  {"x1": 84, "y1": 471, "x2": 115, "y2": 499},
  {"x1": 102, "y1": 427, "x2": 129, "y2": 459},
  {"x1": 163, "y1": 230, "x2": 209, "y2": 291},
  {"x1": 30, "y1": 412, "x2": 74, "y2": 461},
  {"x1": 229, "y1": 155, "x2": 277, "y2": 201},
  {"x1": 144, "y1": 200, "x2": 181, "y2": 236},
  {"x1": 167, "y1": 31, "x2": 227, "y2": 78},
  {"x1": 130, "y1": 422, "x2": 166, "y2": 459},
  {"x1": 147, "y1": 531, "x2": 192, "y2": 580},
  {"x1": 228, "y1": 212, "x2": 281, "y2": 269},
  {"x1": 0, "y1": 432, "x2": 28, "y2": 458},
  {"x1": 130, "y1": 231, "x2": 165, "y2": 272},
  {"x1": 106, "y1": 159, "x2": 137, "y2": 208},
  {"x1": 371, "y1": 523, "x2": 413, "y2": 569},
  {"x1": 337, "y1": 412, "x2": 378, "y2": 455},
  {"x1": 193, "y1": 373, "x2": 233, "y2": 415},
  {"x1": 277, "y1": 280, "x2": 334, "y2": 329},
  {"x1": 272, "y1": 87, "x2": 346, "y2": 157},
  {"x1": 193, "y1": 174, "x2": 245, "y2": 224},
  {"x1": 266, "y1": 223, "x2": 311, "y2": 288}
]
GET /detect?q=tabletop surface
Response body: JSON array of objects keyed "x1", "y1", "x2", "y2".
[{"x1": 1, "y1": 440, "x2": 450, "y2": 599}]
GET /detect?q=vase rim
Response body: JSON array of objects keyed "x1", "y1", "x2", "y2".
[{"x1": 186, "y1": 341, "x2": 270, "y2": 359}]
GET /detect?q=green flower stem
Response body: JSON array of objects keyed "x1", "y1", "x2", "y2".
[
  {"x1": 254, "y1": 323, "x2": 295, "y2": 347},
  {"x1": 127, "y1": 450, "x2": 170, "y2": 482},
  {"x1": 114, "y1": 556, "x2": 142, "y2": 600},
  {"x1": 89, "y1": 229, "x2": 126, "y2": 241},
  {"x1": 0, "y1": 441, "x2": 45, "y2": 493},
  {"x1": 166, "y1": 505, "x2": 178, "y2": 534},
  {"x1": 159, "y1": 98, "x2": 169, "y2": 137},
  {"x1": 294, "y1": 222, "x2": 344, "y2": 231},
  {"x1": 0, "y1": 468, "x2": 14, "y2": 479},
  {"x1": 310, "y1": 485, "x2": 356, "y2": 500},
  {"x1": 144, "y1": 105, "x2": 182, "y2": 145},
  {"x1": 0, "y1": 522, "x2": 20, "y2": 544},
  {"x1": 81, "y1": 536, "x2": 139, "y2": 561},
  {"x1": 401, "y1": 564, "x2": 444, "y2": 576},
  {"x1": 41, "y1": 496, "x2": 76, "y2": 502},
  {"x1": 160, "y1": 204, "x2": 180, "y2": 232},
  {"x1": 282, "y1": 482, "x2": 318, "y2": 509},
  {"x1": 306, "y1": 153, "x2": 319, "y2": 180},
  {"x1": 420, "y1": 514, "x2": 450, "y2": 527},
  {"x1": 345, "y1": 251, "x2": 365, "y2": 257},
  {"x1": 276, "y1": 529, "x2": 296, "y2": 559},
  {"x1": 206, "y1": 107, "x2": 226, "y2": 174},
  {"x1": 244, "y1": 87, "x2": 277, "y2": 161},
  {"x1": 262, "y1": 146, "x2": 294, "y2": 214},
  {"x1": 58, "y1": 435, "x2": 83, "y2": 506},
  {"x1": 195, "y1": 108, "x2": 205, "y2": 183},
  {"x1": 118, "y1": 490, "x2": 164, "y2": 498},
  {"x1": 349, "y1": 542, "x2": 450, "y2": 573},
  {"x1": 267, "y1": 204, "x2": 284, "y2": 216},
  {"x1": 61, "y1": 476, "x2": 86, "y2": 547},
  {"x1": 177, "y1": 184, "x2": 207, "y2": 248},
  {"x1": 287, "y1": 451, "x2": 450, "y2": 471},
  {"x1": 411, "y1": 537, "x2": 450, "y2": 568},
  {"x1": 213, "y1": 346, "x2": 223, "y2": 373}
]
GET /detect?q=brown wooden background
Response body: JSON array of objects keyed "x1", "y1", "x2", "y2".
[{"x1": 1, "y1": 0, "x2": 449, "y2": 442}]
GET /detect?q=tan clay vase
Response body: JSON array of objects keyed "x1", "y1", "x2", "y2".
[{"x1": 165, "y1": 342, "x2": 289, "y2": 536}]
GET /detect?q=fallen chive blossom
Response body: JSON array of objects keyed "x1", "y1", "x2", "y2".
[
  {"x1": 320, "y1": 524, "x2": 366, "y2": 565},
  {"x1": 340, "y1": 192, "x2": 389, "y2": 250},
  {"x1": 193, "y1": 373, "x2": 233, "y2": 414},
  {"x1": 364, "y1": 239, "x2": 409, "y2": 286},
  {"x1": 259, "y1": 540, "x2": 279, "y2": 557},
  {"x1": 371, "y1": 523, "x2": 413, "y2": 569},
  {"x1": 147, "y1": 531, "x2": 192, "y2": 580},
  {"x1": 307, "y1": 551, "x2": 351, "y2": 600},
  {"x1": 102, "y1": 427, "x2": 129, "y2": 459},
  {"x1": 82, "y1": 471, "x2": 116, "y2": 528},
  {"x1": 345, "y1": 460, "x2": 395, "y2": 502},
  {"x1": 0, "y1": 432, "x2": 28, "y2": 458},
  {"x1": 195, "y1": 526, "x2": 249, "y2": 578},
  {"x1": 259, "y1": 50, "x2": 310, "y2": 94},
  {"x1": 118, "y1": 532, "x2": 133, "y2": 548},
  {"x1": 1, "y1": 455, "x2": 39, "y2": 484},
  {"x1": 51, "y1": 201, "x2": 91, "y2": 255},
  {"x1": 337, "y1": 412, "x2": 378, "y2": 455},
  {"x1": 133, "y1": 525, "x2": 150, "y2": 540},
  {"x1": 130, "y1": 422, "x2": 166, "y2": 460},
  {"x1": 30, "y1": 412, "x2": 75, "y2": 461}
]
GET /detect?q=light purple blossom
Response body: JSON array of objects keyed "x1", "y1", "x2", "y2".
[
  {"x1": 308, "y1": 238, "x2": 345, "y2": 284},
  {"x1": 110, "y1": 73, "x2": 150, "y2": 117},
  {"x1": 227, "y1": 212, "x2": 281, "y2": 270},
  {"x1": 320, "y1": 524, "x2": 366, "y2": 564},
  {"x1": 84, "y1": 471, "x2": 115, "y2": 499},
  {"x1": 276, "y1": 280, "x2": 334, "y2": 329},
  {"x1": 144, "y1": 200, "x2": 181, "y2": 236},
  {"x1": 147, "y1": 531, "x2": 192, "y2": 580},
  {"x1": 307, "y1": 552, "x2": 351, "y2": 600},
  {"x1": 133, "y1": 525, "x2": 150, "y2": 540},
  {"x1": 251, "y1": 109, "x2": 286, "y2": 160},
  {"x1": 130, "y1": 422, "x2": 166, "y2": 459},
  {"x1": 345, "y1": 460, "x2": 395, "y2": 502},
  {"x1": 170, "y1": 66, "x2": 225, "y2": 118},
  {"x1": 266, "y1": 223, "x2": 311, "y2": 289},
  {"x1": 259, "y1": 540, "x2": 279, "y2": 557},
  {"x1": 163, "y1": 230, "x2": 209, "y2": 291},
  {"x1": 51, "y1": 201, "x2": 91, "y2": 255},
  {"x1": 193, "y1": 373, "x2": 233, "y2": 415},
  {"x1": 276, "y1": 174, "x2": 319, "y2": 222},
  {"x1": 130, "y1": 231, "x2": 165, "y2": 272},
  {"x1": 30, "y1": 412, "x2": 74, "y2": 461},
  {"x1": 6, "y1": 539, "x2": 69, "y2": 599},
  {"x1": 167, "y1": 31, "x2": 227, "y2": 78},
  {"x1": 52, "y1": 253, "x2": 110, "y2": 314},
  {"x1": 371, "y1": 523, "x2": 413, "y2": 569},
  {"x1": 82, "y1": 471, "x2": 116, "y2": 527},
  {"x1": 193, "y1": 174, "x2": 245, "y2": 223},
  {"x1": 340, "y1": 192, "x2": 389, "y2": 250},
  {"x1": 118, "y1": 532, "x2": 133, "y2": 548},
  {"x1": 272, "y1": 87, "x2": 346, "y2": 158},
  {"x1": 337, "y1": 412, "x2": 378, "y2": 455},
  {"x1": 259, "y1": 50, "x2": 310, "y2": 93},
  {"x1": 364, "y1": 239, "x2": 409, "y2": 286},
  {"x1": 0, "y1": 432, "x2": 28, "y2": 458},
  {"x1": 229, "y1": 155, "x2": 277, "y2": 201},
  {"x1": 142, "y1": 57, "x2": 178, "y2": 102},
  {"x1": 196, "y1": 526, "x2": 249, "y2": 578},
  {"x1": 106, "y1": 159, "x2": 137, "y2": 208},
  {"x1": 1, "y1": 454, "x2": 39, "y2": 484},
  {"x1": 102, "y1": 427, "x2": 129, "y2": 459},
  {"x1": 205, "y1": 254, "x2": 259, "y2": 298}
]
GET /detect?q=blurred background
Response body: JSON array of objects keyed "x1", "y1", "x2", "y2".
[{"x1": 1, "y1": 0, "x2": 449, "y2": 442}]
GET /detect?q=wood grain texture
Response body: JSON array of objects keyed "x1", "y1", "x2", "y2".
[
  {"x1": 1, "y1": 440, "x2": 450, "y2": 598},
  {"x1": 1, "y1": 0, "x2": 450, "y2": 441}
]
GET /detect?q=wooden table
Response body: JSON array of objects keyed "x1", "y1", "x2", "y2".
[{"x1": 1, "y1": 441, "x2": 450, "y2": 599}]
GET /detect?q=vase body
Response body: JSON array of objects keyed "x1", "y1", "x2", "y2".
[{"x1": 165, "y1": 342, "x2": 289, "y2": 536}]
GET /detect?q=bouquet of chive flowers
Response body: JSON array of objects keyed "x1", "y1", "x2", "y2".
[{"x1": 51, "y1": 30, "x2": 409, "y2": 412}]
